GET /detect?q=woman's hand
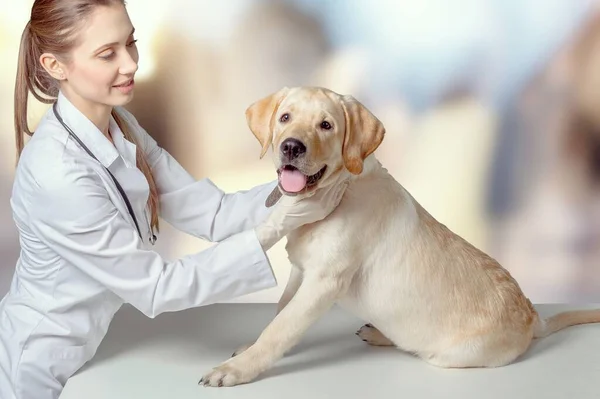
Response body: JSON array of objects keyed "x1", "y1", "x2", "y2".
[{"x1": 254, "y1": 180, "x2": 349, "y2": 251}]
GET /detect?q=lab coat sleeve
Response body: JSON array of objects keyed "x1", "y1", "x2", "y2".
[
  {"x1": 116, "y1": 106, "x2": 277, "y2": 242},
  {"x1": 27, "y1": 170, "x2": 277, "y2": 318}
]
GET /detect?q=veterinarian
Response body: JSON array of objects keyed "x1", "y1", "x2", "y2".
[{"x1": 0, "y1": 1, "x2": 348, "y2": 398}]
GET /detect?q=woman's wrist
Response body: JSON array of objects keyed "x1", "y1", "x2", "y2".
[{"x1": 254, "y1": 222, "x2": 286, "y2": 251}]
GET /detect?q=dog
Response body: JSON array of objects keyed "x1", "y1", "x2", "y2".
[{"x1": 199, "y1": 86, "x2": 600, "y2": 387}]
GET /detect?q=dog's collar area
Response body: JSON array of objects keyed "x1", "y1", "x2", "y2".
[{"x1": 306, "y1": 165, "x2": 327, "y2": 186}]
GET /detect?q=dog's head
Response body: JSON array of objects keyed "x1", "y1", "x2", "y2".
[{"x1": 246, "y1": 86, "x2": 385, "y2": 201}]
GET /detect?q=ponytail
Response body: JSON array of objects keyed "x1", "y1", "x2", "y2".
[
  {"x1": 14, "y1": 21, "x2": 56, "y2": 161},
  {"x1": 112, "y1": 110, "x2": 160, "y2": 234},
  {"x1": 14, "y1": 22, "x2": 34, "y2": 159}
]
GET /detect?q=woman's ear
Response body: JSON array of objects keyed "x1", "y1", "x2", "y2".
[
  {"x1": 245, "y1": 87, "x2": 290, "y2": 158},
  {"x1": 340, "y1": 94, "x2": 385, "y2": 174},
  {"x1": 39, "y1": 53, "x2": 66, "y2": 81}
]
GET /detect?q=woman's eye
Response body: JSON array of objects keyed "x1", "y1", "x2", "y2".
[
  {"x1": 99, "y1": 51, "x2": 115, "y2": 60},
  {"x1": 320, "y1": 121, "x2": 332, "y2": 130},
  {"x1": 280, "y1": 113, "x2": 290, "y2": 123},
  {"x1": 99, "y1": 40, "x2": 137, "y2": 60}
]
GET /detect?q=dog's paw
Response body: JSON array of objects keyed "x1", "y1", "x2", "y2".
[
  {"x1": 356, "y1": 323, "x2": 394, "y2": 346},
  {"x1": 231, "y1": 343, "x2": 253, "y2": 358},
  {"x1": 198, "y1": 361, "x2": 256, "y2": 388}
]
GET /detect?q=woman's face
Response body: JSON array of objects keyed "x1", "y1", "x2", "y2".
[{"x1": 60, "y1": 3, "x2": 139, "y2": 111}]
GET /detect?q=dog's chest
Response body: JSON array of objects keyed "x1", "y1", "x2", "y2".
[
  {"x1": 284, "y1": 226, "x2": 331, "y2": 272},
  {"x1": 284, "y1": 176, "x2": 406, "y2": 272},
  {"x1": 283, "y1": 210, "x2": 362, "y2": 275}
]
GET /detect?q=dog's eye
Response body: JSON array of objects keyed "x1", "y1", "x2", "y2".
[
  {"x1": 280, "y1": 113, "x2": 290, "y2": 123},
  {"x1": 320, "y1": 121, "x2": 332, "y2": 130}
]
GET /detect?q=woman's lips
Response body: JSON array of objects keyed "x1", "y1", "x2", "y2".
[{"x1": 113, "y1": 78, "x2": 134, "y2": 93}]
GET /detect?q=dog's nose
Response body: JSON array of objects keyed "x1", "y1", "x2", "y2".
[{"x1": 280, "y1": 138, "x2": 306, "y2": 160}]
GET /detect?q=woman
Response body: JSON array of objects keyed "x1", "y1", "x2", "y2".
[{"x1": 0, "y1": 1, "x2": 347, "y2": 398}]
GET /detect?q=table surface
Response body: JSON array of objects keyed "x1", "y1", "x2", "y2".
[{"x1": 61, "y1": 303, "x2": 600, "y2": 399}]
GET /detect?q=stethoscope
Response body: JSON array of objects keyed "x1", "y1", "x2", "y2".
[{"x1": 52, "y1": 102, "x2": 157, "y2": 245}]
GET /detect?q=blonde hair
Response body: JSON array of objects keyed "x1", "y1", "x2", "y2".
[{"x1": 14, "y1": 0, "x2": 159, "y2": 233}]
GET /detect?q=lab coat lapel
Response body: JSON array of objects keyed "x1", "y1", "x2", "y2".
[
  {"x1": 109, "y1": 116, "x2": 137, "y2": 168},
  {"x1": 107, "y1": 120, "x2": 152, "y2": 244},
  {"x1": 55, "y1": 92, "x2": 119, "y2": 168}
]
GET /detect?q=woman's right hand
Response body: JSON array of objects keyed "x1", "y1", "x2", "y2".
[{"x1": 254, "y1": 180, "x2": 349, "y2": 251}]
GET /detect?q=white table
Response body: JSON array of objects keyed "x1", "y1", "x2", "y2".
[{"x1": 61, "y1": 303, "x2": 600, "y2": 399}]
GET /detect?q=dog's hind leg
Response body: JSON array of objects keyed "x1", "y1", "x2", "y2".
[
  {"x1": 423, "y1": 331, "x2": 532, "y2": 368},
  {"x1": 356, "y1": 324, "x2": 395, "y2": 346}
]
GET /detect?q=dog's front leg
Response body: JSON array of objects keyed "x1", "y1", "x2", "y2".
[
  {"x1": 200, "y1": 273, "x2": 345, "y2": 387},
  {"x1": 230, "y1": 266, "x2": 304, "y2": 357},
  {"x1": 276, "y1": 265, "x2": 303, "y2": 314}
]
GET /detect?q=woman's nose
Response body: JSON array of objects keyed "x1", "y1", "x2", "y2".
[{"x1": 119, "y1": 52, "x2": 139, "y2": 75}]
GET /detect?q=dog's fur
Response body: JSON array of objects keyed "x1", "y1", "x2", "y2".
[{"x1": 200, "y1": 86, "x2": 600, "y2": 387}]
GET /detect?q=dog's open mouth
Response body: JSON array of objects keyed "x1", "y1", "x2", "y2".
[{"x1": 277, "y1": 164, "x2": 327, "y2": 194}]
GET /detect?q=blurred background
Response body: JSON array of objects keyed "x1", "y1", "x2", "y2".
[{"x1": 1, "y1": 0, "x2": 599, "y2": 304}]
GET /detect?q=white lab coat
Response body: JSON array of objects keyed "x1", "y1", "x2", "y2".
[{"x1": 0, "y1": 92, "x2": 278, "y2": 399}]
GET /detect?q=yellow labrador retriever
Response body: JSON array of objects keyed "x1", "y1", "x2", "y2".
[{"x1": 200, "y1": 86, "x2": 600, "y2": 387}]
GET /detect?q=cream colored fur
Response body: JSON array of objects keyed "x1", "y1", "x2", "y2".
[{"x1": 200, "y1": 86, "x2": 600, "y2": 387}]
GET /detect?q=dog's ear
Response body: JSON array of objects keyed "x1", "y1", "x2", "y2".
[
  {"x1": 246, "y1": 87, "x2": 290, "y2": 159},
  {"x1": 340, "y1": 95, "x2": 385, "y2": 174}
]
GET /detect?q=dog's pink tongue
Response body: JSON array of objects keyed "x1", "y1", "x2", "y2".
[{"x1": 280, "y1": 169, "x2": 307, "y2": 192}]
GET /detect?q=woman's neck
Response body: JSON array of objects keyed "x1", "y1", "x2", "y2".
[{"x1": 60, "y1": 87, "x2": 113, "y2": 139}]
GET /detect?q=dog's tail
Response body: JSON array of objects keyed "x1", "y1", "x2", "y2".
[{"x1": 533, "y1": 308, "x2": 600, "y2": 339}]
